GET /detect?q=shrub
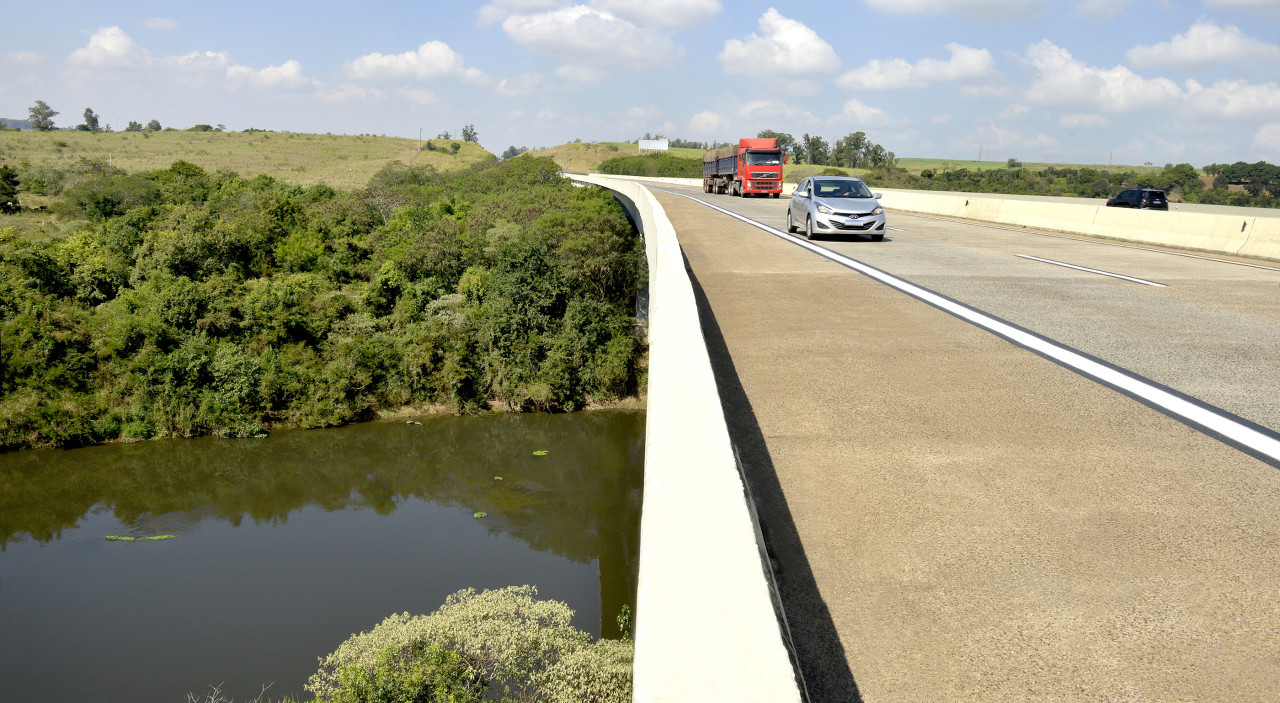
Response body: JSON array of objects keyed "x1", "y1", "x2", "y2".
[{"x1": 308, "y1": 586, "x2": 632, "y2": 703}]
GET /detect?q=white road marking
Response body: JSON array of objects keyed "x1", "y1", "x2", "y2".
[
  {"x1": 664, "y1": 188, "x2": 1280, "y2": 468},
  {"x1": 1016, "y1": 255, "x2": 1167, "y2": 287},
  {"x1": 893, "y1": 210, "x2": 1280, "y2": 273}
]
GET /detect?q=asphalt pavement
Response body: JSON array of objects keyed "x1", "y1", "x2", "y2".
[{"x1": 652, "y1": 188, "x2": 1280, "y2": 702}]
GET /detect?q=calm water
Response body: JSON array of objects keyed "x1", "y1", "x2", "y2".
[{"x1": 0, "y1": 411, "x2": 644, "y2": 702}]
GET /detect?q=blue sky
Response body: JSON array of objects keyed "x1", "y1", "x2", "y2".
[{"x1": 3, "y1": 0, "x2": 1279, "y2": 167}]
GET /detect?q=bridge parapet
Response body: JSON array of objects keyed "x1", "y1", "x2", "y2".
[{"x1": 571, "y1": 174, "x2": 805, "y2": 703}]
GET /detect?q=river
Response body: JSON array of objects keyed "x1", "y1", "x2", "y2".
[{"x1": 0, "y1": 410, "x2": 644, "y2": 702}]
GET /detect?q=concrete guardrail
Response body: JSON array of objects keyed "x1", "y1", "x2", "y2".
[
  {"x1": 874, "y1": 188, "x2": 1280, "y2": 262},
  {"x1": 588, "y1": 176, "x2": 1280, "y2": 263},
  {"x1": 569, "y1": 174, "x2": 805, "y2": 703}
]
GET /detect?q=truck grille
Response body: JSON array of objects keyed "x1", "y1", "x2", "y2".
[{"x1": 750, "y1": 172, "x2": 777, "y2": 179}]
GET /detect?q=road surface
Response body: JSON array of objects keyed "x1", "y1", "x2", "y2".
[{"x1": 649, "y1": 184, "x2": 1280, "y2": 702}]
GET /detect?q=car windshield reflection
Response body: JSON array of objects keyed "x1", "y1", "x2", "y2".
[{"x1": 813, "y1": 180, "x2": 873, "y2": 198}]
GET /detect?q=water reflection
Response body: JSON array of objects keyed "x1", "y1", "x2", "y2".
[{"x1": 0, "y1": 411, "x2": 643, "y2": 702}]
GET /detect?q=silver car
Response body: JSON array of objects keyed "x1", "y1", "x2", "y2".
[{"x1": 786, "y1": 176, "x2": 886, "y2": 241}]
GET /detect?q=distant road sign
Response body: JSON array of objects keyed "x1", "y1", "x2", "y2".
[{"x1": 639, "y1": 139, "x2": 669, "y2": 153}]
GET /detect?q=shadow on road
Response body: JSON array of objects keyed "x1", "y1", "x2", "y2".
[{"x1": 685, "y1": 261, "x2": 865, "y2": 703}]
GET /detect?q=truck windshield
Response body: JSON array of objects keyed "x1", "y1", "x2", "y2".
[{"x1": 744, "y1": 150, "x2": 782, "y2": 165}]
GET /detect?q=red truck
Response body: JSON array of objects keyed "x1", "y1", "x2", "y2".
[{"x1": 702, "y1": 138, "x2": 786, "y2": 197}]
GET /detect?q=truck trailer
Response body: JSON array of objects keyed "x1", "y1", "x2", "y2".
[{"x1": 702, "y1": 138, "x2": 786, "y2": 197}]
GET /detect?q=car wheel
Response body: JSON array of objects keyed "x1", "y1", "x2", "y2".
[
  {"x1": 804, "y1": 216, "x2": 815, "y2": 241},
  {"x1": 786, "y1": 209, "x2": 797, "y2": 233}
]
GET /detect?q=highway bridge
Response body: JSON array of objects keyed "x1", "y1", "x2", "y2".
[{"x1": 576, "y1": 176, "x2": 1280, "y2": 703}]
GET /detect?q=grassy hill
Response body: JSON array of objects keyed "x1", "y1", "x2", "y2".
[
  {"x1": 522, "y1": 141, "x2": 705, "y2": 173},
  {"x1": 0, "y1": 131, "x2": 494, "y2": 191}
]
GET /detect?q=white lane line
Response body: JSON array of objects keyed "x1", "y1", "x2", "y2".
[
  {"x1": 1017, "y1": 255, "x2": 1167, "y2": 287},
  {"x1": 660, "y1": 188, "x2": 1280, "y2": 468},
  {"x1": 892, "y1": 210, "x2": 1280, "y2": 273}
]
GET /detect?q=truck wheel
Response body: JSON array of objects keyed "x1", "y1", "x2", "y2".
[
  {"x1": 786, "y1": 210, "x2": 798, "y2": 233},
  {"x1": 771, "y1": 193, "x2": 780, "y2": 198}
]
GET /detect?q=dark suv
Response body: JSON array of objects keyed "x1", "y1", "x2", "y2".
[{"x1": 1106, "y1": 188, "x2": 1168, "y2": 210}]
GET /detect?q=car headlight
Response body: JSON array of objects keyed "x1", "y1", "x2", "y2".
[
  {"x1": 871, "y1": 207, "x2": 883, "y2": 215},
  {"x1": 817, "y1": 204, "x2": 833, "y2": 214}
]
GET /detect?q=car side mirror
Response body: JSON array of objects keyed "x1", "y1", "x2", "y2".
[
  {"x1": 873, "y1": 193, "x2": 882, "y2": 199},
  {"x1": 797, "y1": 190, "x2": 808, "y2": 197}
]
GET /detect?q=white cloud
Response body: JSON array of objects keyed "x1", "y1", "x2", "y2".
[
  {"x1": 1185, "y1": 78, "x2": 1280, "y2": 119},
  {"x1": 555, "y1": 64, "x2": 606, "y2": 82},
  {"x1": 343, "y1": 41, "x2": 488, "y2": 84},
  {"x1": 838, "y1": 98, "x2": 889, "y2": 125},
  {"x1": 1060, "y1": 114, "x2": 1110, "y2": 128},
  {"x1": 398, "y1": 88, "x2": 438, "y2": 105},
  {"x1": 479, "y1": 0, "x2": 722, "y2": 27},
  {"x1": 68, "y1": 26, "x2": 152, "y2": 68},
  {"x1": 719, "y1": 8, "x2": 839, "y2": 75},
  {"x1": 1254, "y1": 123, "x2": 1280, "y2": 154},
  {"x1": 1125, "y1": 20, "x2": 1280, "y2": 68},
  {"x1": 838, "y1": 43, "x2": 995, "y2": 90},
  {"x1": 495, "y1": 73, "x2": 551, "y2": 97},
  {"x1": 1204, "y1": 0, "x2": 1280, "y2": 12},
  {"x1": 687, "y1": 110, "x2": 725, "y2": 135},
  {"x1": 477, "y1": 0, "x2": 566, "y2": 25},
  {"x1": 502, "y1": 6, "x2": 683, "y2": 72},
  {"x1": 861, "y1": 0, "x2": 1037, "y2": 17},
  {"x1": 932, "y1": 113, "x2": 953, "y2": 124},
  {"x1": 6, "y1": 51, "x2": 41, "y2": 65},
  {"x1": 141, "y1": 17, "x2": 179, "y2": 31},
  {"x1": 999, "y1": 104, "x2": 1030, "y2": 119},
  {"x1": 226, "y1": 60, "x2": 315, "y2": 90},
  {"x1": 593, "y1": 0, "x2": 723, "y2": 27},
  {"x1": 163, "y1": 51, "x2": 233, "y2": 71},
  {"x1": 1024, "y1": 40, "x2": 1182, "y2": 113},
  {"x1": 734, "y1": 98, "x2": 817, "y2": 123}
]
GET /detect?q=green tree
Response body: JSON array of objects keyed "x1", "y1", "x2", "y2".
[
  {"x1": 757, "y1": 129, "x2": 799, "y2": 163},
  {"x1": 146, "y1": 119, "x2": 162, "y2": 131},
  {"x1": 801, "y1": 133, "x2": 830, "y2": 165},
  {"x1": 0, "y1": 165, "x2": 20, "y2": 213},
  {"x1": 28, "y1": 100, "x2": 58, "y2": 131},
  {"x1": 461, "y1": 124, "x2": 479, "y2": 143},
  {"x1": 79, "y1": 108, "x2": 102, "y2": 133},
  {"x1": 125, "y1": 120, "x2": 143, "y2": 132},
  {"x1": 831, "y1": 132, "x2": 869, "y2": 168}
]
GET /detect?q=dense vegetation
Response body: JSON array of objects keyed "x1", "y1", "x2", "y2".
[
  {"x1": 598, "y1": 153, "x2": 702, "y2": 178},
  {"x1": 0, "y1": 156, "x2": 644, "y2": 451},
  {"x1": 862, "y1": 160, "x2": 1280, "y2": 208}
]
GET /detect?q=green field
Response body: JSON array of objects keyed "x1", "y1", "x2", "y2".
[{"x1": 0, "y1": 130, "x2": 493, "y2": 191}]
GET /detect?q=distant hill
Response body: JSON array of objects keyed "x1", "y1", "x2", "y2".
[
  {"x1": 522, "y1": 141, "x2": 705, "y2": 174},
  {"x1": 0, "y1": 130, "x2": 495, "y2": 190},
  {"x1": 0, "y1": 118, "x2": 32, "y2": 130}
]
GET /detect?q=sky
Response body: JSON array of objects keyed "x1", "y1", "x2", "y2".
[{"x1": 2, "y1": 0, "x2": 1279, "y2": 167}]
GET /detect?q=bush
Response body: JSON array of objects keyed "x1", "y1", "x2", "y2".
[
  {"x1": 0, "y1": 156, "x2": 642, "y2": 449},
  {"x1": 598, "y1": 154, "x2": 701, "y2": 178},
  {"x1": 309, "y1": 586, "x2": 632, "y2": 703}
]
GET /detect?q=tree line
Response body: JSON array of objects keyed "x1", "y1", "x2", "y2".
[
  {"x1": 864, "y1": 160, "x2": 1280, "y2": 208},
  {"x1": 0, "y1": 155, "x2": 644, "y2": 450}
]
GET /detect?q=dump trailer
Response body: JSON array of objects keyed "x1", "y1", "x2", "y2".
[{"x1": 702, "y1": 138, "x2": 786, "y2": 197}]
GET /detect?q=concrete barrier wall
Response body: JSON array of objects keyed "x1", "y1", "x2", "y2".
[
  {"x1": 571, "y1": 174, "x2": 804, "y2": 703},
  {"x1": 876, "y1": 188, "x2": 1280, "y2": 262}
]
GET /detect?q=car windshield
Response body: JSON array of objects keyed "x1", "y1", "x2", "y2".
[
  {"x1": 744, "y1": 150, "x2": 782, "y2": 165},
  {"x1": 813, "y1": 179, "x2": 872, "y2": 198}
]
